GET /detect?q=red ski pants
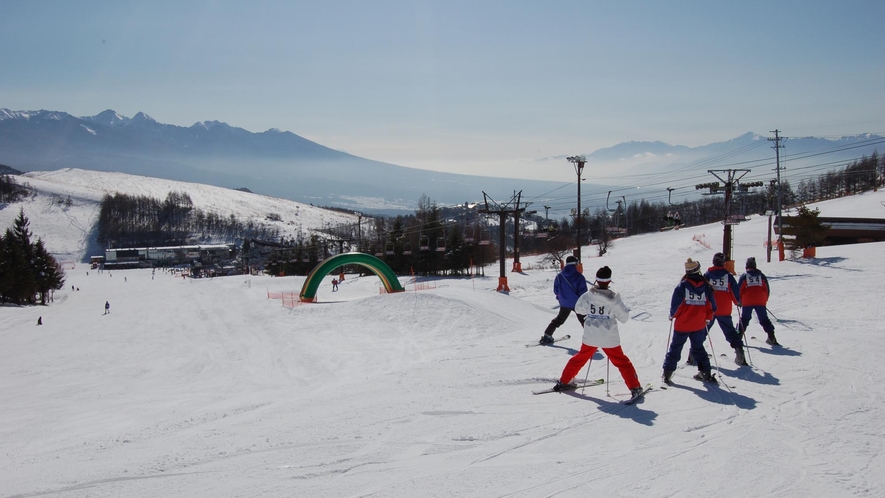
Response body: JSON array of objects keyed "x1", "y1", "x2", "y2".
[{"x1": 559, "y1": 344, "x2": 640, "y2": 390}]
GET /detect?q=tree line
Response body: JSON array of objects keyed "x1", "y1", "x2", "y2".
[
  {"x1": 262, "y1": 194, "x2": 499, "y2": 277},
  {"x1": 0, "y1": 174, "x2": 29, "y2": 203},
  {"x1": 0, "y1": 209, "x2": 65, "y2": 305},
  {"x1": 97, "y1": 191, "x2": 280, "y2": 249}
]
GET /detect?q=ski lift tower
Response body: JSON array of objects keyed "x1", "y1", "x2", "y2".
[
  {"x1": 479, "y1": 190, "x2": 529, "y2": 292},
  {"x1": 696, "y1": 170, "x2": 762, "y2": 274}
]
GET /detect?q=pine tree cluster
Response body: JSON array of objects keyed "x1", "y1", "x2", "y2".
[{"x1": 0, "y1": 208, "x2": 66, "y2": 305}]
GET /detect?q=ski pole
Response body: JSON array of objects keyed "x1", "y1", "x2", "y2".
[
  {"x1": 737, "y1": 305, "x2": 752, "y2": 365},
  {"x1": 580, "y1": 356, "x2": 594, "y2": 395},
  {"x1": 662, "y1": 319, "x2": 674, "y2": 383},
  {"x1": 606, "y1": 357, "x2": 611, "y2": 396},
  {"x1": 766, "y1": 307, "x2": 780, "y2": 322},
  {"x1": 706, "y1": 323, "x2": 721, "y2": 373}
]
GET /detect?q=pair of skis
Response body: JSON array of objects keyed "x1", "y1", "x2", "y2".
[
  {"x1": 533, "y1": 379, "x2": 652, "y2": 405},
  {"x1": 525, "y1": 334, "x2": 570, "y2": 347}
]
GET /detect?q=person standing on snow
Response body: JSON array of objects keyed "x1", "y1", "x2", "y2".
[
  {"x1": 552, "y1": 266, "x2": 643, "y2": 397},
  {"x1": 332, "y1": 278, "x2": 339, "y2": 292},
  {"x1": 704, "y1": 252, "x2": 747, "y2": 366},
  {"x1": 539, "y1": 255, "x2": 587, "y2": 345},
  {"x1": 738, "y1": 257, "x2": 779, "y2": 346},
  {"x1": 104, "y1": 301, "x2": 110, "y2": 315},
  {"x1": 663, "y1": 258, "x2": 717, "y2": 385}
]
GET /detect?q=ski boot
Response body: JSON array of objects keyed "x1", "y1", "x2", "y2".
[
  {"x1": 765, "y1": 332, "x2": 780, "y2": 346},
  {"x1": 662, "y1": 370, "x2": 674, "y2": 385},
  {"x1": 553, "y1": 380, "x2": 577, "y2": 392},
  {"x1": 693, "y1": 371, "x2": 719, "y2": 385},
  {"x1": 539, "y1": 334, "x2": 555, "y2": 345},
  {"x1": 734, "y1": 348, "x2": 748, "y2": 366},
  {"x1": 686, "y1": 352, "x2": 696, "y2": 366}
]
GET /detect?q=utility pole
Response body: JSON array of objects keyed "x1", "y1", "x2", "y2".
[
  {"x1": 356, "y1": 214, "x2": 363, "y2": 252},
  {"x1": 567, "y1": 156, "x2": 586, "y2": 260},
  {"x1": 768, "y1": 130, "x2": 786, "y2": 260},
  {"x1": 480, "y1": 191, "x2": 530, "y2": 292}
]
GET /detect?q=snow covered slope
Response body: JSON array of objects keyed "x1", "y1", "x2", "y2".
[{"x1": 1, "y1": 181, "x2": 884, "y2": 497}]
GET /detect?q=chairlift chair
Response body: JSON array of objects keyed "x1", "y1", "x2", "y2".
[
  {"x1": 464, "y1": 226, "x2": 475, "y2": 243},
  {"x1": 436, "y1": 238, "x2": 446, "y2": 252},
  {"x1": 478, "y1": 226, "x2": 490, "y2": 245},
  {"x1": 419, "y1": 235, "x2": 430, "y2": 251}
]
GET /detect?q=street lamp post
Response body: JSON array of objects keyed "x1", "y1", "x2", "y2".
[{"x1": 567, "y1": 155, "x2": 586, "y2": 260}]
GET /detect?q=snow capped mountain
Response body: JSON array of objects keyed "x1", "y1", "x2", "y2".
[
  {"x1": 0, "y1": 108, "x2": 572, "y2": 215},
  {"x1": 2, "y1": 108, "x2": 883, "y2": 215},
  {"x1": 191, "y1": 120, "x2": 233, "y2": 131},
  {"x1": 81, "y1": 109, "x2": 130, "y2": 127},
  {"x1": 129, "y1": 111, "x2": 157, "y2": 124}
]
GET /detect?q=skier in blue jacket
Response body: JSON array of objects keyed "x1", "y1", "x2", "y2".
[{"x1": 539, "y1": 255, "x2": 588, "y2": 345}]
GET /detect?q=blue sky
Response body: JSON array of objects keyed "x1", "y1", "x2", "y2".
[{"x1": 2, "y1": 0, "x2": 883, "y2": 181}]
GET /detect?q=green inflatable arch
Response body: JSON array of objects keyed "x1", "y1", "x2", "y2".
[{"x1": 299, "y1": 252, "x2": 405, "y2": 302}]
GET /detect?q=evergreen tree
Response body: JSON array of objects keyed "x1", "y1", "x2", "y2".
[
  {"x1": 1, "y1": 227, "x2": 34, "y2": 304},
  {"x1": 33, "y1": 239, "x2": 66, "y2": 305},
  {"x1": 782, "y1": 205, "x2": 829, "y2": 253},
  {"x1": 0, "y1": 210, "x2": 65, "y2": 305}
]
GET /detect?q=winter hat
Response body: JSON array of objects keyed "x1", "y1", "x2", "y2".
[
  {"x1": 595, "y1": 266, "x2": 612, "y2": 283},
  {"x1": 565, "y1": 255, "x2": 578, "y2": 265},
  {"x1": 746, "y1": 257, "x2": 757, "y2": 269},
  {"x1": 684, "y1": 258, "x2": 701, "y2": 274},
  {"x1": 712, "y1": 252, "x2": 726, "y2": 267}
]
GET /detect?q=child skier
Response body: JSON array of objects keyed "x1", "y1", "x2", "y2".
[
  {"x1": 553, "y1": 266, "x2": 643, "y2": 398},
  {"x1": 663, "y1": 258, "x2": 717, "y2": 385},
  {"x1": 538, "y1": 255, "x2": 587, "y2": 345},
  {"x1": 704, "y1": 252, "x2": 747, "y2": 366},
  {"x1": 738, "y1": 257, "x2": 779, "y2": 346}
]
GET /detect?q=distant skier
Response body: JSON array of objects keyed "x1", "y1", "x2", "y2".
[
  {"x1": 705, "y1": 253, "x2": 747, "y2": 365},
  {"x1": 663, "y1": 258, "x2": 717, "y2": 385},
  {"x1": 37, "y1": 316, "x2": 42, "y2": 326},
  {"x1": 332, "y1": 279, "x2": 339, "y2": 291},
  {"x1": 738, "y1": 257, "x2": 779, "y2": 346},
  {"x1": 104, "y1": 301, "x2": 110, "y2": 315},
  {"x1": 539, "y1": 255, "x2": 587, "y2": 345},
  {"x1": 552, "y1": 266, "x2": 643, "y2": 398}
]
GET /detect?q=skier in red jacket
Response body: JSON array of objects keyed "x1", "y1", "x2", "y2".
[
  {"x1": 663, "y1": 258, "x2": 717, "y2": 385},
  {"x1": 738, "y1": 257, "x2": 778, "y2": 346},
  {"x1": 704, "y1": 252, "x2": 747, "y2": 366}
]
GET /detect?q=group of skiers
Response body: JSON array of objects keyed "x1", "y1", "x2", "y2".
[{"x1": 541, "y1": 252, "x2": 776, "y2": 394}]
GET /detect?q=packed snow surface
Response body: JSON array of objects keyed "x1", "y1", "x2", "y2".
[{"x1": 2, "y1": 172, "x2": 884, "y2": 497}]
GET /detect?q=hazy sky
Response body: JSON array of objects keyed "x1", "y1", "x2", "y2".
[{"x1": 2, "y1": 0, "x2": 883, "y2": 182}]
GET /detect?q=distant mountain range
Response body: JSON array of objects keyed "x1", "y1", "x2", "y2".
[
  {"x1": 545, "y1": 132, "x2": 885, "y2": 179},
  {"x1": 2, "y1": 108, "x2": 882, "y2": 214},
  {"x1": 0, "y1": 109, "x2": 568, "y2": 215}
]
